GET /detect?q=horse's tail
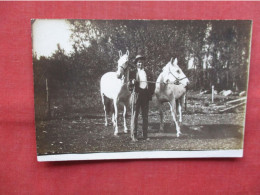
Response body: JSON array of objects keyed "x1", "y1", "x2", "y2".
[{"x1": 101, "y1": 92, "x2": 113, "y2": 115}]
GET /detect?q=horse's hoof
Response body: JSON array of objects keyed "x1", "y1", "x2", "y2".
[
  {"x1": 124, "y1": 129, "x2": 129, "y2": 134},
  {"x1": 159, "y1": 124, "x2": 165, "y2": 131},
  {"x1": 176, "y1": 132, "x2": 182, "y2": 137},
  {"x1": 131, "y1": 135, "x2": 138, "y2": 142},
  {"x1": 131, "y1": 138, "x2": 138, "y2": 142}
]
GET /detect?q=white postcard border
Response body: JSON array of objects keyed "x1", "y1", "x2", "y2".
[{"x1": 37, "y1": 150, "x2": 243, "y2": 162}]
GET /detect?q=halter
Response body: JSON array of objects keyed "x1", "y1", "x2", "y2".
[
  {"x1": 121, "y1": 67, "x2": 130, "y2": 90},
  {"x1": 118, "y1": 63, "x2": 128, "y2": 71},
  {"x1": 117, "y1": 53, "x2": 128, "y2": 73},
  {"x1": 168, "y1": 69, "x2": 187, "y2": 85}
]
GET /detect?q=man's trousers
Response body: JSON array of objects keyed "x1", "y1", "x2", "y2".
[{"x1": 131, "y1": 88, "x2": 149, "y2": 139}]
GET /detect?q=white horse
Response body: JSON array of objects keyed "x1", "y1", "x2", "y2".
[
  {"x1": 100, "y1": 50, "x2": 131, "y2": 136},
  {"x1": 154, "y1": 58, "x2": 190, "y2": 137}
]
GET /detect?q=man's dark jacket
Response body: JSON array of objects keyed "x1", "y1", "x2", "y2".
[{"x1": 128, "y1": 68, "x2": 155, "y2": 101}]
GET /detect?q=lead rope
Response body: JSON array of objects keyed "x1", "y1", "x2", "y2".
[{"x1": 138, "y1": 80, "x2": 184, "y2": 85}]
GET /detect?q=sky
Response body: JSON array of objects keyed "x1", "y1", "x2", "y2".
[{"x1": 32, "y1": 19, "x2": 74, "y2": 58}]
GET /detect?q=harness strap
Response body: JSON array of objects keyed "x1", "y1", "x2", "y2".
[
  {"x1": 119, "y1": 64, "x2": 127, "y2": 71},
  {"x1": 137, "y1": 80, "x2": 184, "y2": 85},
  {"x1": 169, "y1": 71, "x2": 187, "y2": 82}
]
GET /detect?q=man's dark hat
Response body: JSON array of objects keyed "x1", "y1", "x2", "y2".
[{"x1": 134, "y1": 55, "x2": 145, "y2": 63}]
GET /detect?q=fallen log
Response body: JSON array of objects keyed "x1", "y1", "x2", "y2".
[
  {"x1": 219, "y1": 102, "x2": 246, "y2": 112},
  {"x1": 213, "y1": 105, "x2": 226, "y2": 109},
  {"x1": 226, "y1": 97, "x2": 246, "y2": 104}
]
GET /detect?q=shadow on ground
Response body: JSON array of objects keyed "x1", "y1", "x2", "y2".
[{"x1": 149, "y1": 122, "x2": 243, "y2": 140}]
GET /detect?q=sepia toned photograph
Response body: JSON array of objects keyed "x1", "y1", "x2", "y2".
[{"x1": 32, "y1": 19, "x2": 252, "y2": 161}]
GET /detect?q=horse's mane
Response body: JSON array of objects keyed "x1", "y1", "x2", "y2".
[
  {"x1": 158, "y1": 72, "x2": 165, "y2": 87},
  {"x1": 162, "y1": 62, "x2": 170, "y2": 73},
  {"x1": 118, "y1": 54, "x2": 128, "y2": 65},
  {"x1": 161, "y1": 62, "x2": 173, "y2": 83}
]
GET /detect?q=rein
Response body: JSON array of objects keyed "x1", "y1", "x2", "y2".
[
  {"x1": 119, "y1": 64, "x2": 187, "y2": 86},
  {"x1": 138, "y1": 80, "x2": 183, "y2": 85},
  {"x1": 138, "y1": 67, "x2": 187, "y2": 85}
]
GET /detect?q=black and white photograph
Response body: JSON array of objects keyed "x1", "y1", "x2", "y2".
[{"x1": 32, "y1": 19, "x2": 252, "y2": 161}]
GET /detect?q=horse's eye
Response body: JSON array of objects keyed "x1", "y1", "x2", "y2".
[{"x1": 177, "y1": 70, "x2": 180, "y2": 74}]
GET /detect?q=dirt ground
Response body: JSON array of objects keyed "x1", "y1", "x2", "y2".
[{"x1": 36, "y1": 108, "x2": 245, "y2": 155}]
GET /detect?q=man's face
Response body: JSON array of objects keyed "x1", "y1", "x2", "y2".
[{"x1": 136, "y1": 59, "x2": 144, "y2": 69}]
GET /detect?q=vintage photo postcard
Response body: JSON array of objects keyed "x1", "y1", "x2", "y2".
[{"x1": 32, "y1": 19, "x2": 252, "y2": 161}]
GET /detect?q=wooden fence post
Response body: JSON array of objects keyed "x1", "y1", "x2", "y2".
[{"x1": 212, "y1": 85, "x2": 214, "y2": 103}]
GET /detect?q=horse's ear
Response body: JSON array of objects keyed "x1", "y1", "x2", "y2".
[
  {"x1": 126, "y1": 50, "x2": 129, "y2": 56},
  {"x1": 174, "y1": 58, "x2": 178, "y2": 66},
  {"x1": 119, "y1": 50, "x2": 122, "y2": 57},
  {"x1": 170, "y1": 57, "x2": 174, "y2": 64}
]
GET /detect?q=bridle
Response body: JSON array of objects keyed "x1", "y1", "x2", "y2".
[
  {"x1": 118, "y1": 63, "x2": 128, "y2": 72},
  {"x1": 168, "y1": 68, "x2": 188, "y2": 85},
  {"x1": 117, "y1": 61, "x2": 129, "y2": 83},
  {"x1": 117, "y1": 60, "x2": 128, "y2": 78},
  {"x1": 117, "y1": 54, "x2": 129, "y2": 72}
]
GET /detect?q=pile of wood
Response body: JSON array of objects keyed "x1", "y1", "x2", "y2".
[{"x1": 219, "y1": 97, "x2": 247, "y2": 113}]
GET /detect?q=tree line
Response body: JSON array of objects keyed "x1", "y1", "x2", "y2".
[{"x1": 33, "y1": 20, "x2": 252, "y2": 116}]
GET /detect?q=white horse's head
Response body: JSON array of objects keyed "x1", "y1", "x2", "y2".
[
  {"x1": 167, "y1": 58, "x2": 190, "y2": 87},
  {"x1": 116, "y1": 50, "x2": 129, "y2": 79}
]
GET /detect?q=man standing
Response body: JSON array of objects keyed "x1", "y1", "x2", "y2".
[{"x1": 129, "y1": 55, "x2": 154, "y2": 141}]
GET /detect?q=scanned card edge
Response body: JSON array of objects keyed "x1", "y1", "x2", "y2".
[{"x1": 37, "y1": 150, "x2": 243, "y2": 162}]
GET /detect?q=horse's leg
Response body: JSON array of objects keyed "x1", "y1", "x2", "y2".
[
  {"x1": 113, "y1": 99, "x2": 119, "y2": 136},
  {"x1": 169, "y1": 99, "x2": 181, "y2": 137},
  {"x1": 123, "y1": 105, "x2": 128, "y2": 133},
  {"x1": 178, "y1": 98, "x2": 182, "y2": 123},
  {"x1": 112, "y1": 113, "x2": 115, "y2": 127},
  {"x1": 179, "y1": 94, "x2": 187, "y2": 123},
  {"x1": 184, "y1": 93, "x2": 187, "y2": 111},
  {"x1": 101, "y1": 93, "x2": 108, "y2": 126},
  {"x1": 159, "y1": 102, "x2": 164, "y2": 132}
]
